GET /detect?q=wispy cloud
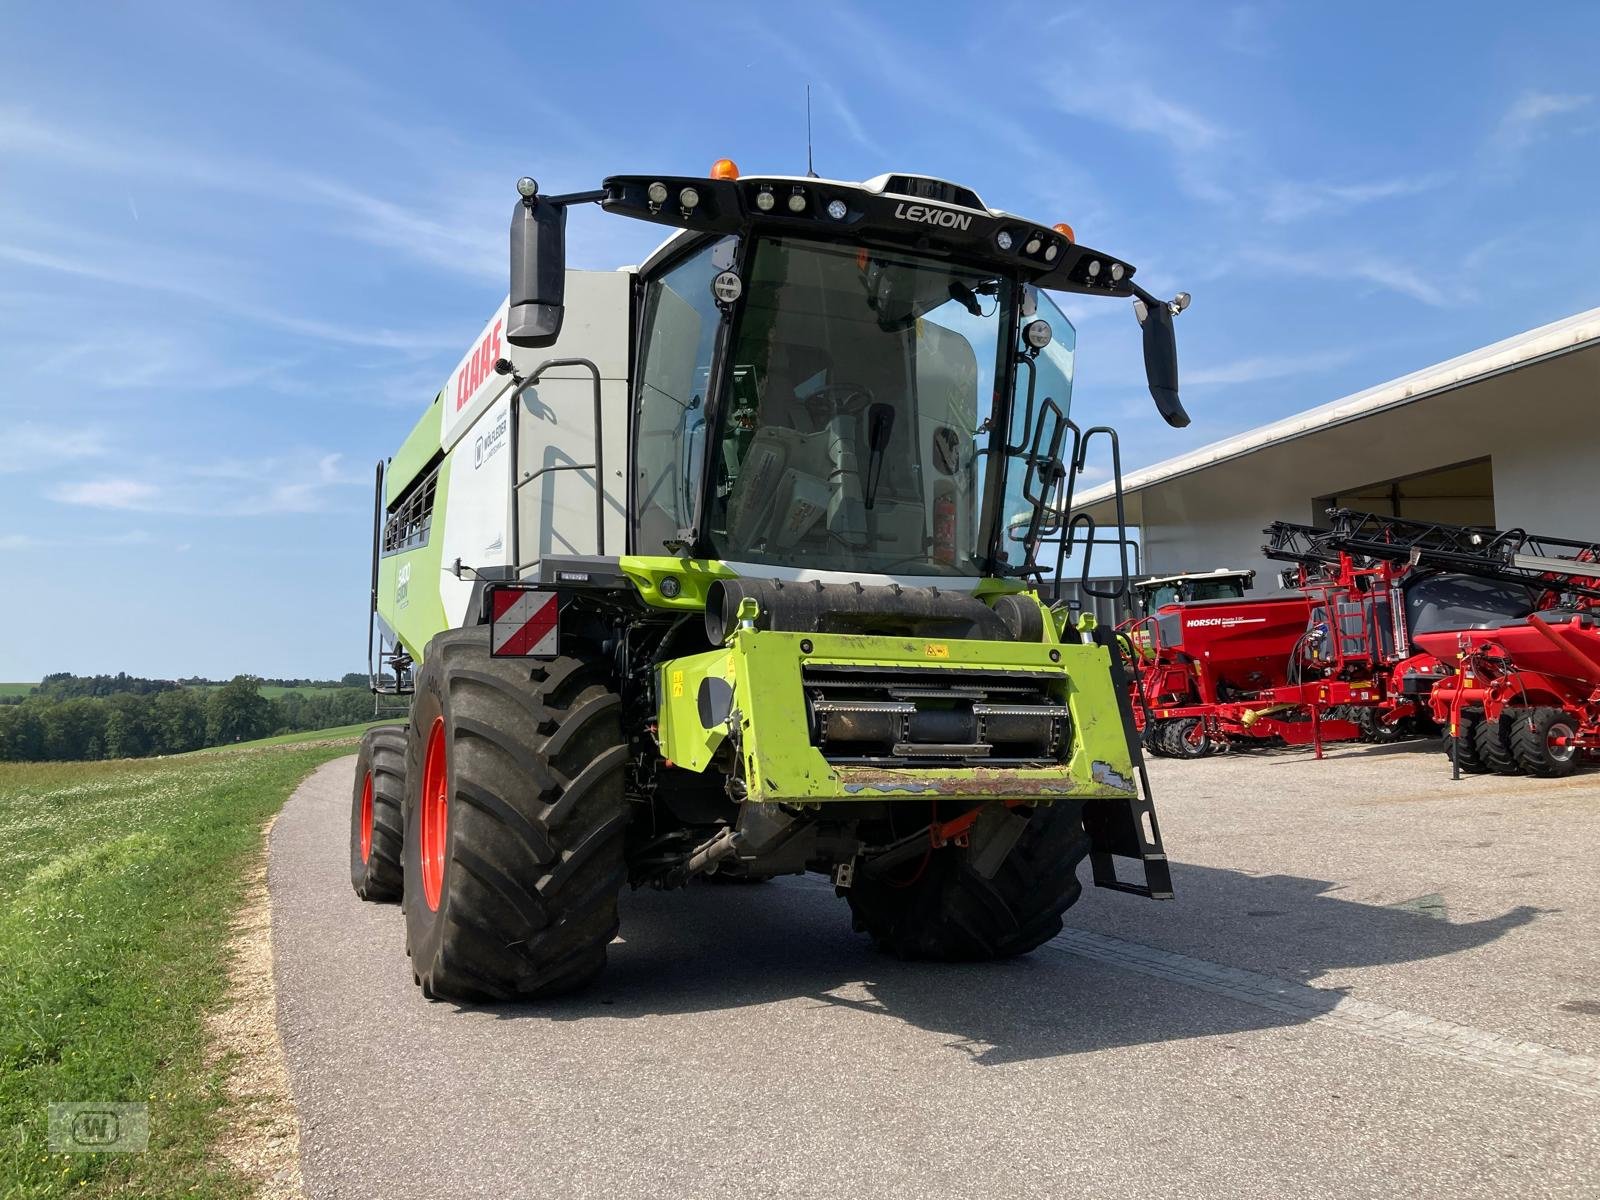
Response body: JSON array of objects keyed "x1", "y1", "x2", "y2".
[
  {"x1": 0, "y1": 234, "x2": 454, "y2": 353},
  {"x1": 24, "y1": 331, "x2": 303, "y2": 394},
  {"x1": 1051, "y1": 79, "x2": 1227, "y2": 152},
  {"x1": 1185, "y1": 347, "x2": 1356, "y2": 387},
  {"x1": 0, "y1": 528, "x2": 156, "y2": 551},
  {"x1": 1242, "y1": 245, "x2": 1454, "y2": 307},
  {"x1": 1261, "y1": 173, "x2": 1448, "y2": 224},
  {"x1": 0, "y1": 107, "x2": 513, "y2": 288},
  {"x1": 0, "y1": 423, "x2": 111, "y2": 473},
  {"x1": 729, "y1": 16, "x2": 888, "y2": 159},
  {"x1": 1489, "y1": 90, "x2": 1592, "y2": 161},
  {"x1": 297, "y1": 178, "x2": 504, "y2": 282},
  {"x1": 47, "y1": 451, "x2": 364, "y2": 517},
  {"x1": 50, "y1": 479, "x2": 161, "y2": 509}
]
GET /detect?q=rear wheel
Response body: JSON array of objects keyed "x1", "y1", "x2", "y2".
[
  {"x1": 402, "y1": 627, "x2": 628, "y2": 1002},
  {"x1": 1509, "y1": 706, "x2": 1580, "y2": 778},
  {"x1": 845, "y1": 801, "x2": 1091, "y2": 960},
  {"x1": 349, "y1": 725, "x2": 406, "y2": 901},
  {"x1": 1443, "y1": 710, "x2": 1490, "y2": 774},
  {"x1": 1166, "y1": 717, "x2": 1213, "y2": 758},
  {"x1": 1472, "y1": 707, "x2": 1521, "y2": 775}
]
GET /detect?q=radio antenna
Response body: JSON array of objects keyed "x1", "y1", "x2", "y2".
[{"x1": 805, "y1": 84, "x2": 819, "y2": 178}]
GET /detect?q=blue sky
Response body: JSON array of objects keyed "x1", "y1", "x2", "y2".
[{"x1": 3, "y1": 1, "x2": 1598, "y2": 679}]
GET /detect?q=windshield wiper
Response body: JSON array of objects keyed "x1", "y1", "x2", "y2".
[{"x1": 863, "y1": 403, "x2": 895, "y2": 510}]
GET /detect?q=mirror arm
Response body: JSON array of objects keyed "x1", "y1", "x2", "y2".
[{"x1": 544, "y1": 188, "x2": 608, "y2": 208}]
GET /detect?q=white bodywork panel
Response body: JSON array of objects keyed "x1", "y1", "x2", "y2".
[
  {"x1": 439, "y1": 393, "x2": 513, "y2": 628},
  {"x1": 433, "y1": 269, "x2": 631, "y2": 624},
  {"x1": 512, "y1": 270, "x2": 632, "y2": 570}
]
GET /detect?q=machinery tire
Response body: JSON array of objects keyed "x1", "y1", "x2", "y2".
[
  {"x1": 1142, "y1": 723, "x2": 1170, "y2": 758},
  {"x1": 845, "y1": 801, "x2": 1091, "y2": 961},
  {"x1": 1353, "y1": 707, "x2": 1401, "y2": 744},
  {"x1": 1472, "y1": 708, "x2": 1521, "y2": 776},
  {"x1": 402, "y1": 626, "x2": 628, "y2": 1002},
  {"x1": 1443, "y1": 710, "x2": 1490, "y2": 774},
  {"x1": 349, "y1": 724, "x2": 406, "y2": 901},
  {"x1": 1168, "y1": 717, "x2": 1212, "y2": 758},
  {"x1": 1509, "y1": 706, "x2": 1580, "y2": 778}
]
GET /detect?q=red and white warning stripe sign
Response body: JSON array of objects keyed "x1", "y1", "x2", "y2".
[{"x1": 490, "y1": 588, "x2": 559, "y2": 657}]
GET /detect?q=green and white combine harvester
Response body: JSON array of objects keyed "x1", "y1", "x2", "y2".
[{"x1": 350, "y1": 160, "x2": 1195, "y2": 1001}]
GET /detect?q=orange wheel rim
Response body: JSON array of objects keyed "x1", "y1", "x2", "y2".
[
  {"x1": 420, "y1": 717, "x2": 449, "y2": 911},
  {"x1": 359, "y1": 770, "x2": 374, "y2": 863}
]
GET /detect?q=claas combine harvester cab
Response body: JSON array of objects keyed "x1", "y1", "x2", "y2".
[{"x1": 355, "y1": 161, "x2": 1196, "y2": 1002}]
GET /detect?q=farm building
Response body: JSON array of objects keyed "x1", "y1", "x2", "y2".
[{"x1": 1071, "y1": 306, "x2": 1600, "y2": 597}]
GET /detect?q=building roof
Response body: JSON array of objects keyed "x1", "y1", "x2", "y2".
[{"x1": 1074, "y1": 305, "x2": 1600, "y2": 509}]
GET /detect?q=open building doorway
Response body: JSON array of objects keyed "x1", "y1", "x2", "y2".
[{"x1": 1316, "y1": 457, "x2": 1494, "y2": 527}]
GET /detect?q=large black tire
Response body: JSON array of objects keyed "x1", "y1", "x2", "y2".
[
  {"x1": 1443, "y1": 710, "x2": 1490, "y2": 774},
  {"x1": 1472, "y1": 707, "x2": 1521, "y2": 775},
  {"x1": 1354, "y1": 707, "x2": 1403, "y2": 744},
  {"x1": 1141, "y1": 723, "x2": 1170, "y2": 758},
  {"x1": 1509, "y1": 706, "x2": 1580, "y2": 778},
  {"x1": 845, "y1": 801, "x2": 1091, "y2": 960},
  {"x1": 402, "y1": 627, "x2": 628, "y2": 1002},
  {"x1": 350, "y1": 725, "x2": 406, "y2": 901},
  {"x1": 1165, "y1": 717, "x2": 1213, "y2": 758}
]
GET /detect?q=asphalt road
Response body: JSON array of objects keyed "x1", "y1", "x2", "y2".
[{"x1": 271, "y1": 745, "x2": 1600, "y2": 1199}]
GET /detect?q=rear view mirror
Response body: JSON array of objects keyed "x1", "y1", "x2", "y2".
[
  {"x1": 508, "y1": 180, "x2": 567, "y2": 348},
  {"x1": 1133, "y1": 294, "x2": 1190, "y2": 429}
]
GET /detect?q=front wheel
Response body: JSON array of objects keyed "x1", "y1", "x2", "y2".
[
  {"x1": 1443, "y1": 710, "x2": 1490, "y2": 774},
  {"x1": 845, "y1": 801, "x2": 1090, "y2": 960},
  {"x1": 1472, "y1": 708, "x2": 1521, "y2": 775},
  {"x1": 402, "y1": 628, "x2": 628, "y2": 1002}
]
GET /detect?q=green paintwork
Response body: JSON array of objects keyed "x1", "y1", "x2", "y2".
[
  {"x1": 618, "y1": 555, "x2": 738, "y2": 610},
  {"x1": 655, "y1": 627, "x2": 1138, "y2": 804},
  {"x1": 385, "y1": 391, "x2": 444, "y2": 505},
  {"x1": 375, "y1": 455, "x2": 452, "y2": 664},
  {"x1": 618, "y1": 553, "x2": 1030, "y2": 612}
]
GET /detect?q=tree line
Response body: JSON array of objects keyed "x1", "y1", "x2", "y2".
[
  {"x1": 0, "y1": 676, "x2": 400, "y2": 762},
  {"x1": 16, "y1": 670, "x2": 369, "y2": 700}
]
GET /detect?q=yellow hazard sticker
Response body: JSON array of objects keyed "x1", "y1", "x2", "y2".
[
  {"x1": 925, "y1": 643, "x2": 950, "y2": 659},
  {"x1": 670, "y1": 670, "x2": 684, "y2": 698}
]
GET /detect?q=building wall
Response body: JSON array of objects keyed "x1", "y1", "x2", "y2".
[{"x1": 1131, "y1": 345, "x2": 1600, "y2": 593}]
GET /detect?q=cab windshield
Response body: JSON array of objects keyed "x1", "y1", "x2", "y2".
[{"x1": 702, "y1": 237, "x2": 1022, "y2": 576}]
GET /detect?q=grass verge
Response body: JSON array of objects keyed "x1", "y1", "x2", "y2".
[
  {"x1": 198, "y1": 721, "x2": 390, "y2": 752},
  {"x1": 0, "y1": 732, "x2": 368, "y2": 1198}
]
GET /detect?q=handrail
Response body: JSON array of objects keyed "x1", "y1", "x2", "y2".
[
  {"x1": 508, "y1": 356, "x2": 606, "y2": 571},
  {"x1": 366, "y1": 459, "x2": 383, "y2": 692}
]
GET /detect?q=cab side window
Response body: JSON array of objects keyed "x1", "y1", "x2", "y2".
[{"x1": 632, "y1": 238, "x2": 736, "y2": 552}]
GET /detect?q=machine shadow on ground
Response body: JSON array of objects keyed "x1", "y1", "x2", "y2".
[
  {"x1": 1169, "y1": 733, "x2": 1600, "y2": 779},
  {"x1": 485, "y1": 865, "x2": 1541, "y2": 1066},
  {"x1": 1198, "y1": 737, "x2": 1440, "y2": 763}
]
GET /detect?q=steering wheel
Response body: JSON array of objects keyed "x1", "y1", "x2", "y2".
[{"x1": 804, "y1": 381, "x2": 875, "y2": 427}]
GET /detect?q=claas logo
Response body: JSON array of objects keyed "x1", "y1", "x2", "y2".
[{"x1": 455, "y1": 318, "x2": 504, "y2": 411}]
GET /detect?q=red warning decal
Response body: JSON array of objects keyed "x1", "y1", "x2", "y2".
[{"x1": 490, "y1": 588, "x2": 559, "y2": 657}]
